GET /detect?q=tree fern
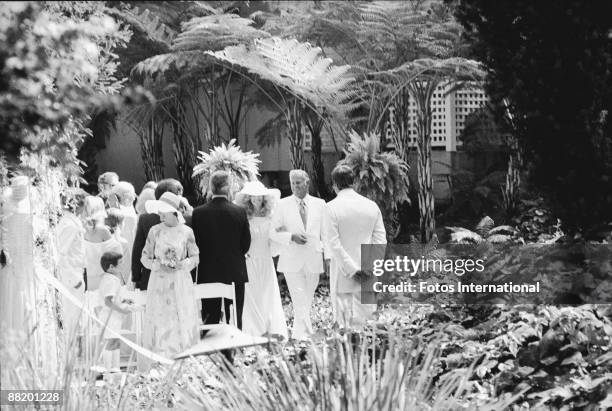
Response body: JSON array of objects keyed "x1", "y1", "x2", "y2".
[
  {"x1": 209, "y1": 37, "x2": 358, "y2": 121},
  {"x1": 447, "y1": 216, "x2": 517, "y2": 244}
]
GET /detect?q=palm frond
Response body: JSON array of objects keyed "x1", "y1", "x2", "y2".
[
  {"x1": 192, "y1": 139, "x2": 261, "y2": 196},
  {"x1": 340, "y1": 131, "x2": 410, "y2": 232}
]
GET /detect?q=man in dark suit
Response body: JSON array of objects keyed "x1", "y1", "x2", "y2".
[
  {"x1": 191, "y1": 170, "x2": 251, "y2": 329},
  {"x1": 131, "y1": 178, "x2": 183, "y2": 290}
]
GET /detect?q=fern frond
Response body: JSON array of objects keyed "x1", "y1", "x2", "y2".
[
  {"x1": 475, "y1": 216, "x2": 495, "y2": 237},
  {"x1": 487, "y1": 234, "x2": 514, "y2": 244},
  {"x1": 209, "y1": 37, "x2": 358, "y2": 121},
  {"x1": 131, "y1": 51, "x2": 210, "y2": 78},
  {"x1": 446, "y1": 227, "x2": 483, "y2": 244},
  {"x1": 488, "y1": 225, "x2": 517, "y2": 236},
  {"x1": 378, "y1": 57, "x2": 485, "y2": 85},
  {"x1": 173, "y1": 14, "x2": 269, "y2": 52},
  {"x1": 109, "y1": 5, "x2": 176, "y2": 50}
]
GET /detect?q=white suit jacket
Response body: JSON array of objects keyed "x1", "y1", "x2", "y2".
[
  {"x1": 323, "y1": 188, "x2": 386, "y2": 294},
  {"x1": 272, "y1": 194, "x2": 327, "y2": 274}
]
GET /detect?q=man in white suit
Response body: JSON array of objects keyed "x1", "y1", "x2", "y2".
[
  {"x1": 323, "y1": 165, "x2": 387, "y2": 327},
  {"x1": 272, "y1": 170, "x2": 327, "y2": 339}
]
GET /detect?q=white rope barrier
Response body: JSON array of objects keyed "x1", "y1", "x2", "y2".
[{"x1": 35, "y1": 266, "x2": 174, "y2": 365}]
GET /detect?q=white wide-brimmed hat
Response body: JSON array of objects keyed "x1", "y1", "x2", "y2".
[
  {"x1": 145, "y1": 192, "x2": 185, "y2": 223},
  {"x1": 235, "y1": 181, "x2": 280, "y2": 205}
]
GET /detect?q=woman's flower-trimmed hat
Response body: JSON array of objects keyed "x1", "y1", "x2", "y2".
[
  {"x1": 145, "y1": 192, "x2": 185, "y2": 223},
  {"x1": 235, "y1": 181, "x2": 280, "y2": 206}
]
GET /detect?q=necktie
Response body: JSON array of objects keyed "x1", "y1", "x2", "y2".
[{"x1": 299, "y1": 200, "x2": 307, "y2": 228}]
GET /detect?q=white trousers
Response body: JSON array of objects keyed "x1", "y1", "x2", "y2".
[
  {"x1": 284, "y1": 268, "x2": 320, "y2": 339},
  {"x1": 334, "y1": 292, "x2": 376, "y2": 328}
]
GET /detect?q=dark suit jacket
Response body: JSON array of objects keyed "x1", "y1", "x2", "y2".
[
  {"x1": 191, "y1": 197, "x2": 251, "y2": 284},
  {"x1": 131, "y1": 213, "x2": 160, "y2": 290}
]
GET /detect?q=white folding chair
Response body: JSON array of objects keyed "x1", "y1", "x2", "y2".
[
  {"x1": 131, "y1": 290, "x2": 147, "y2": 346},
  {"x1": 194, "y1": 282, "x2": 237, "y2": 329},
  {"x1": 81, "y1": 289, "x2": 144, "y2": 370}
]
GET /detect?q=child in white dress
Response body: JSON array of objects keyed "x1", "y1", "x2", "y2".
[{"x1": 97, "y1": 251, "x2": 134, "y2": 371}]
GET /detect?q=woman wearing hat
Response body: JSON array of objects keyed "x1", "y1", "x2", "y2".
[
  {"x1": 139, "y1": 192, "x2": 200, "y2": 367},
  {"x1": 235, "y1": 181, "x2": 288, "y2": 339}
]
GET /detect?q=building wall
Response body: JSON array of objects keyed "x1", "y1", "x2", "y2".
[
  {"x1": 386, "y1": 82, "x2": 488, "y2": 152},
  {"x1": 95, "y1": 81, "x2": 490, "y2": 198},
  {"x1": 94, "y1": 89, "x2": 341, "y2": 192},
  {"x1": 95, "y1": 118, "x2": 178, "y2": 192}
]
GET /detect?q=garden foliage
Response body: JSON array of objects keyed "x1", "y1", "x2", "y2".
[
  {"x1": 339, "y1": 131, "x2": 410, "y2": 237},
  {"x1": 455, "y1": 0, "x2": 612, "y2": 235}
]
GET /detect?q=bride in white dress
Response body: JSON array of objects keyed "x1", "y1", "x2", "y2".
[{"x1": 235, "y1": 181, "x2": 288, "y2": 339}]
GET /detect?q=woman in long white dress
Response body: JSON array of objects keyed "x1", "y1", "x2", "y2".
[
  {"x1": 139, "y1": 192, "x2": 199, "y2": 368},
  {"x1": 235, "y1": 181, "x2": 288, "y2": 339},
  {"x1": 56, "y1": 188, "x2": 88, "y2": 340},
  {"x1": 111, "y1": 181, "x2": 138, "y2": 248}
]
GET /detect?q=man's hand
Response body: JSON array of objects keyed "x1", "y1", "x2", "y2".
[{"x1": 291, "y1": 233, "x2": 308, "y2": 244}]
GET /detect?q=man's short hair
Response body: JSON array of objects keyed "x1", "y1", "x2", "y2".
[
  {"x1": 289, "y1": 169, "x2": 309, "y2": 182},
  {"x1": 155, "y1": 178, "x2": 182, "y2": 200},
  {"x1": 331, "y1": 165, "x2": 355, "y2": 190},
  {"x1": 210, "y1": 171, "x2": 230, "y2": 195},
  {"x1": 100, "y1": 250, "x2": 123, "y2": 272},
  {"x1": 98, "y1": 172, "x2": 119, "y2": 186}
]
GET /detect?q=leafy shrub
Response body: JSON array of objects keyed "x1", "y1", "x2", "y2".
[
  {"x1": 192, "y1": 139, "x2": 261, "y2": 199},
  {"x1": 513, "y1": 196, "x2": 563, "y2": 244},
  {"x1": 339, "y1": 131, "x2": 410, "y2": 237},
  {"x1": 447, "y1": 216, "x2": 518, "y2": 244}
]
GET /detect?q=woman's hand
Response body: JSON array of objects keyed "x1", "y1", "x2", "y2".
[{"x1": 162, "y1": 261, "x2": 178, "y2": 271}]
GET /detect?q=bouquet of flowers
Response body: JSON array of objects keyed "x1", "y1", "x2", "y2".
[{"x1": 160, "y1": 247, "x2": 178, "y2": 269}]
